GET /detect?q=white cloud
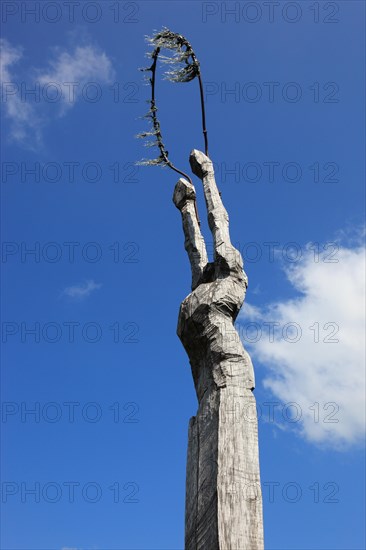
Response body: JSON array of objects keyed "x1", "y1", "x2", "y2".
[
  {"x1": 0, "y1": 38, "x2": 43, "y2": 146},
  {"x1": 62, "y1": 280, "x2": 102, "y2": 300},
  {"x1": 238, "y1": 234, "x2": 365, "y2": 450},
  {"x1": 1, "y1": 39, "x2": 115, "y2": 147},
  {"x1": 37, "y1": 44, "x2": 115, "y2": 112}
]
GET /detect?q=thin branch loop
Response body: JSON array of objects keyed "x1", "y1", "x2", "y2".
[{"x1": 136, "y1": 28, "x2": 210, "y2": 224}]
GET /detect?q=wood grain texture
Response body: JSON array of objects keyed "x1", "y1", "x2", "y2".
[{"x1": 173, "y1": 150, "x2": 264, "y2": 550}]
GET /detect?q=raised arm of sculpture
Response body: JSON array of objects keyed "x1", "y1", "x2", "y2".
[
  {"x1": 173, "y1": 149, "x2": 254, "y2": 393},
  {"x1": 137, "y1": 28, "x2": 263, "y2": 550}
]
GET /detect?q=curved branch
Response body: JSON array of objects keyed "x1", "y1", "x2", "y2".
[{"x1": 136, "y1": 28, "x2": 211, "y2": 224}]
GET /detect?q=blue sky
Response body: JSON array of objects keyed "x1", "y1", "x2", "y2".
[{"x1": 1, "y1": 1, "x2": 365, "y2": 549}]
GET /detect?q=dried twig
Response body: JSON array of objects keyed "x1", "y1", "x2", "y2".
[{"x1": 136, "y1": 28, "x2": 210, "y2": 224}]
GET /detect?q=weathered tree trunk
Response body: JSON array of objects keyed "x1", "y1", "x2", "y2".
[{"x1": 173, "y1": 150, "x2": 264, "y2": 550}]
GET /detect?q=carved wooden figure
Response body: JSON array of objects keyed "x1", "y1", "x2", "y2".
[
  {"x1": 173, "y1": 150, "x2": 264, "y2": 550},
  {"x1": 137, "y1": 28, "x2": 264, "y2": 550}
]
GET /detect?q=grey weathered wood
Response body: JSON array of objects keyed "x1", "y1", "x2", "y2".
[{"x1": 173, "y1": 150, "x2": 264, "y2": 550}]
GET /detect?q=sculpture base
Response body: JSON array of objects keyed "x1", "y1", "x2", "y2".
[{"x1": 185, "y1": 385, "x2": 264, "y2": 550}]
